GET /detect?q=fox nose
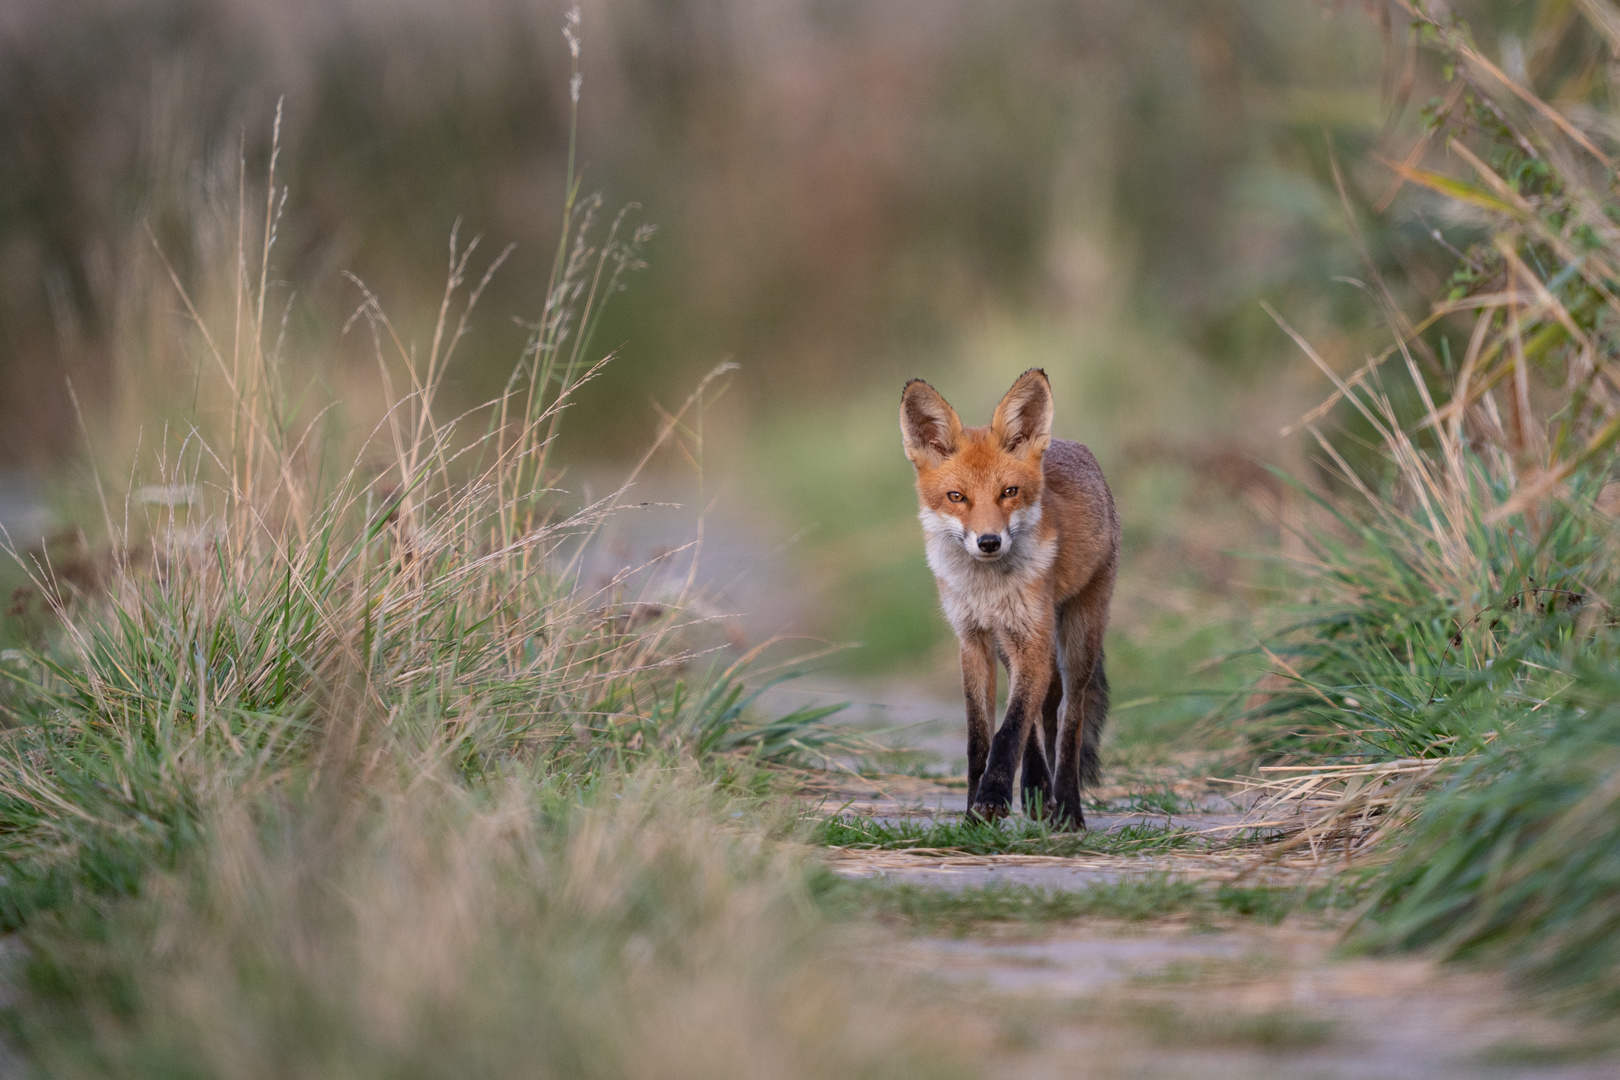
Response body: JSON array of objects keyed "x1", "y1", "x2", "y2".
[{"x1": 977, "y1": 534, "x2": 1002, "y2": 554}]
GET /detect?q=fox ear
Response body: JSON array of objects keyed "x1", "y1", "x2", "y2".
[
  {"x1": 900, "y1": 379, "x2": 962, "y2": 468},
  {"x1": 991, "y1": 368, "x2": 1052, "y2": 459}
]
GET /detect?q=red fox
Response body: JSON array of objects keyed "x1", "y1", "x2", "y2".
[{"x1": 900, "y1": 369, "x2": 1118, "y2": 827}]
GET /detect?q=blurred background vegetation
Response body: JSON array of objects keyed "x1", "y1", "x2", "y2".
[{"x1": 0, "y1": 0, "x2": 1594, "y2": 718}]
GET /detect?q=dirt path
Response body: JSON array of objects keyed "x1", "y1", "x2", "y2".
[
  {"x1": 889, "y1": 919, "x2": 1614, "y2": 1079},
  {"x1": 798, "y1": 710, "x2": 1619, "y2": 1079}
]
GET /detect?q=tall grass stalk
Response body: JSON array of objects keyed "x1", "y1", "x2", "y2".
[{"x1": 0, "y1": 111, "x2": 685, "y2": 917}]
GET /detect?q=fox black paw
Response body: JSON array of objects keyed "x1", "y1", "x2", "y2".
[
  {"x1": 1051, "y1": 799, "x2": 1087, "y2": 831},
  {"x1": 967, "y1": 798, "x2": 1011, "y2": 822},
  {"x1": 1021, "y1": 787, "x2": 1054, "y2": 820}
]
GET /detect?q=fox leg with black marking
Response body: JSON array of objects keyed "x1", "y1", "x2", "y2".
[
  {"x1": 971, "y1": 626, "x2": 1053, "y2": 820},
  {"x1": 959, "y1": 629, "x2": 996, "y2": 809}
]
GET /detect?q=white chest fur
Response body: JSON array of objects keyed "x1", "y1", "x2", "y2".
[{"x1": 920, "y1": 504, "x2": 1057, "y2": 637}]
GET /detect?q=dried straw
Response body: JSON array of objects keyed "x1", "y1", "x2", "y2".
[{"x1": 1211, "y1": 758, "x2": 1449, "y2": 861}]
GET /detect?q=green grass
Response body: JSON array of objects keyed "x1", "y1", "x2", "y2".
[
  {"x1": 1350, "y1": 659, "x2": 1620, "y2": 1017},
  {"x1": 1228, "y1": 468, "x2": 1605, "y2": 766},
  {"x1": 1124, "y1": 1004, "x2": 1337, "y2": 1049},
  {"x1": 813, "y1": 813, "x2": 1209, "y2": 856},
  {"x1": 821, "y1": 876, "x2": 1366, "y2": 932},
  {"x1": 1472, "y1": 1039, "x2": 1619, "y2": 1067}
]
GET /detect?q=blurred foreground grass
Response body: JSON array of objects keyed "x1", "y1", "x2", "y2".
[{"x1": 7, "y1": 768, "x2": 964, "y2": 1079}]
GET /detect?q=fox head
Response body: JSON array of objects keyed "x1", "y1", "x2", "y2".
[{"x1": 899, "y1": 368, "x2": 1053, "y2": 564}]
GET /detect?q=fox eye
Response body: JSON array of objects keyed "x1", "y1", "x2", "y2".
[
  {"x1": 946, "y1": 491, "x2": 965, "y2": 503},
  {"x1": 1001, "y1": 486, "x2": 1018, "y2": 498}
]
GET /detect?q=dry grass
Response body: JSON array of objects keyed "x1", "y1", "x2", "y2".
[
  {"x1": 14, "y1": 768, "x2": 967, "y2": 1080},
  {"x1": 1216, "y1": 759, "x2": 1448, "y2": 861}
]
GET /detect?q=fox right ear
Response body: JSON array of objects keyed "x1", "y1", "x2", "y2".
[
  {"x1": 991, "y1": 368, "x2": 1052, "y2": 460},
  {"x1": 900, "y1": 379, "x2": 962, "y2": 468}
]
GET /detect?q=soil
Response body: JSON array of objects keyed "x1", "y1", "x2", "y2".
[{"x1": 888, "y1": 920, "x2": 1616, "y2": 1079}]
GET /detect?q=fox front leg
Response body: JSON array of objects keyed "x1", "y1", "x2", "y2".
[
  {"x1": 970, "y1": 628, "x2": 1053, "y2": 821},
  {"x1": 959, "y1": 629, "x2": 996, "y2": 808}
]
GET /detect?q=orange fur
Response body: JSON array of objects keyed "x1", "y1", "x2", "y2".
[{"x1": 900, "y1": 369, "x2": 1118, "y2": 826}]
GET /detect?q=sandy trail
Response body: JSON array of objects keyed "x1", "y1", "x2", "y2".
[
  {"x1": 797, "y1": 711, "x2": 1619, "y2": 1078},
  {"x1": 888, "y1": 919, "x2": 1616, "y2": 1080}
]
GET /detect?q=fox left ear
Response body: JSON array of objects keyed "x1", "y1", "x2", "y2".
[
  {"x1": 900, "y1": 379, "x2": 963, "y2": 468},
  {"x1": 991, "y1": 368, "x2": 1053, "y2": 459}
]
